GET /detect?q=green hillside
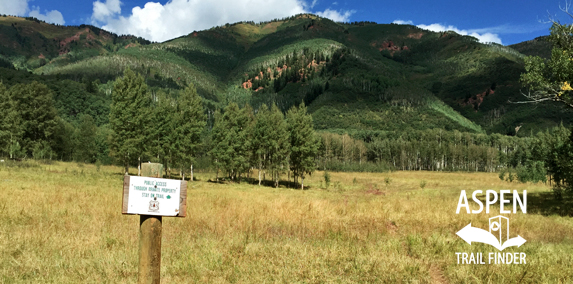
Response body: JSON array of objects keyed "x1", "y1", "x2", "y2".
[
  {"x1": 509, "y1": 36, "x2": 552, "y2": 59},
  {"x1": 0, "y1": 15, "x2": 150, "y2": 70},
  {"x1": 0, "y1": 14, "x2": 564, "y2": 136}
]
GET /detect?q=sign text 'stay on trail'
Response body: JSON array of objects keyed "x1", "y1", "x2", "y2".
[
  {"x1": 127, "y1": 176, "x2": 181, "y2": 216},
  {"x1": 122, "y1": 175, "x2": 187, "y2": 217}
]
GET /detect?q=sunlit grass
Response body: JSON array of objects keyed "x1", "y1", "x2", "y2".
[{"x1": 0, "y1": 161, "x2": 571, "y2": 283}]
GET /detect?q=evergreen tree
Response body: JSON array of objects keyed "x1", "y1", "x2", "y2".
[
  {"x1": 267, "y1": 103, "x2": 290, "y2": 187},
  {"x1": 109, "y1": 69, "x2": 151, "y2": 175},
  {"x1": 253, "y1": 104, "x2": 271, "y2": 185},
  {"x1": 269, "y1": 103, "x2": 291, "y2": 187},
  {"x1": 0, "y1": 82, "x2": 18, "y2": 158},
  {"x1": 209, "y1": 103, "x2": 253, "y2": 181},
  {"x1": 4, "y1": 81, "x2": 58, "y2": 158},
  {"x1": 149, "y1": 91, "x2": 176, "y2": 177},
  {"x1": 240, "y1": 104, "x2": 255, "y2": 178},
  {"x1": 252, "y1": 103, "x2": 290, "y2": 187},
  {"x1": 287, "y1": 102, "x2": 319, "y2": 189},
  {"x1": 209, "y1": 109, "x2": 228, "y2": 181},
  {"x1": 52, "y1": 118, "x2": 76, "y2": 161},
  {"x1": 74, "y1": 114, "x2": 97, "y2": 163},
  {"x1": 94, "y1": 124, "x2": 112, "y2": 165},
  {"x1": 174, "y1": 83, "x2": 206, "y2": 181},
  {"x1": 554, "y1": 131, "x2": 573, "y2": 194}
]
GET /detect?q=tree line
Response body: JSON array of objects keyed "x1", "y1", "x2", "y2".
[
  {"x1": 317, "y1": 127, "x2": 573, "y2": 192},
  {"x1": 109, "y1": 69, "x2": 319, "y2": 189},
  {"x1": 2, "y1": 68, "x2": 573, "y2": 194}
]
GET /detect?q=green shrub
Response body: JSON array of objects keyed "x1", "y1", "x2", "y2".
[
  {"x1": 498, "y1": 168, "x2": 506, "y2": 181},
  {"x1": 516, "y1": 161, "x2": 547, "y2": 184},
  {"x1": 507, "y1": 170, "x2": 515, "y2": 183},
  {"x1": 324, "y1": 171, "x2": 331, "y2": 188},
  {"x1": 95, "y1": 160, "x2": 102, "y2": 172}
]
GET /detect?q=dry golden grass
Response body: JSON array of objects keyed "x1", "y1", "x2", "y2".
[{"x1": 1, "y1": 161, "x2": 572, "y2": 283}]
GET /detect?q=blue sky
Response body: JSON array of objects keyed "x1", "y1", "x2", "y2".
[{"x1": 0, "y1": 0, "x2": 561, "y2": 45}]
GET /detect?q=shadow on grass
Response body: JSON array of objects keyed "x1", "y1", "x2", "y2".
[
  {"x1": 207, "y1": 176, "x2": 309, "y2": 190},
  {"x1": 114, "y1": 171, "x2": 310, "y2": 189},
  {"x1": 526, "y1": 191, "x2": 573, "y2": 217}
]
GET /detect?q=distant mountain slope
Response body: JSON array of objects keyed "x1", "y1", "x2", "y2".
[
  {"x1": 509, "y1": 36, "x2": 552, "y2": 59},
  {"x1": 0, "y1": 14, "x2": 566, "y2": 136},
  {"x1": 0, "y1": 15, "x2": 150, "y2": 70}
]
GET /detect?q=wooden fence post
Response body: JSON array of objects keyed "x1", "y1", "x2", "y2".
[
  {"x1": 123, "y1": 163, "x2": 186, "y2": 284},
  {"x1": 138, "y1": 214, "x2": 162, "y2": 284},
  {"x1": 139, "y1": 163, "x2": 163, "y2": 284}
]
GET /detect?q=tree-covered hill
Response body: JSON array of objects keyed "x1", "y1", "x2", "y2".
[
  {"x1": 509, "y1": 36, "x2": 552, "y2": 59},
  {"x1": 0, "y1": 14, "x2": 565, "y2": 136},
  {"x1": 0, "y1": 15, "x2": 150, "y2": 71}
]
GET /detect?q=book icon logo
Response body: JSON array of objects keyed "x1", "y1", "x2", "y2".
[
  {"x1": 456, "y1": 215, "x2": 526, "y2": 251},
  {"x1": 489, "y1": 215, "x2": 509, "y2": 245}
]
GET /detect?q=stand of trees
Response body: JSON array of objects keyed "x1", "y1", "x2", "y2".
[
  {"x1": 0, "y1": 81, "x2": 58, "y2": 160},
  {"x1": 315, "y1": 127, "x2": 573, "y2": 191},
  {"x1": 109, "y1": 69, "x2": 205, "y2": 178},
  {"x1": 2, "y1": 68, "x2": 573, "y2": 195},
  {"x1": 210, "y1": 102, "x2": 319, "y2": 189},
  {"x1": 105, "y1": 69, "x2": 320, "y2": 188}
]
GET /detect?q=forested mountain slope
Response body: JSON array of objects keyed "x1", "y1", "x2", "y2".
[{"x1": 0, "y1": 14, "x2": 565, "y2": 136}]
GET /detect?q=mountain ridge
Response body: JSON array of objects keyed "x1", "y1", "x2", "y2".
[{"x1": 0, "y1": 14, "x2": 566, "y2": 136}]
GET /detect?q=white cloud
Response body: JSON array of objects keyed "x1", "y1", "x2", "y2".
[
  {"x1": 92, "y1": 0, "x2": 121, "y2": 22},
  {"x1": 392, "y1": 19, "x2": 413, "y2": 25},
  {"x1": 315, "y1": 8, "x2": 354, "y2": 22},
  {"x1": 417, "y1": 23, "x2": 502, "y2": 44},
  {"x1": 468, "y1": 23, "x2": 549, "y2": 35},
  {"x1": 29, "y1": 7, "x2": 65, "y2": 25},
  {"x1": 309, "y1": 0, "x2": 318, "y2": 9},
  {"x1": 393, "y1": 19, "x2": 503, "y2": 44},
  {"x1": 91, "y1": 0, "x2": 355, "y2": 42},
  {"x1": 0, "y1": 0, "x2": 65, "y2": 25},
  {"x1": 0, "y1": 0, "x2": 29, "y2": 16}
]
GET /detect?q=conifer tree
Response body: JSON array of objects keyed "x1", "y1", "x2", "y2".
[
  {"x1": 209, "y1": 103, "x2": 253, "y2": 181},
  {"x1": 209, "y1": 109, "x2": 228, "y2": 181},
  {"x1": 149, "y1": 91, "x2": 176, "y2": 177},
  {"x1": 253, "y1": 104, "x2": 271, "y2": 185},
  {"x1": 74, "y1": 114, "x2": 97, "y2": 163},
  {"x1": 52, "y1": 118, "x2": 76, "y2": 161},
  {"x1": 267, "y1": 103, "x2": 290, "y2": 187},
  {"x1": 287, "y1": 102, "x2": 319, "y2": 189},
  {"x1": 109, "y1": 69, "x2": 151, "y2": 175},
  {"x1": 2, "y1": 82, "x2": 57, "y2": 158},
  {"x1": 174, "y1": 83, "x2": 206, "y2": 181},
  {"x1": 0, "y1": 82, "x2": 17, "y2": 157},
  {"x1": 240, "y1": 104, "x2": 255, "y2": 178}
]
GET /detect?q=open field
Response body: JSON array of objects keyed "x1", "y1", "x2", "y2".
[{"x1": 1, "y1": 161, "x2": 572, "y2": 283}]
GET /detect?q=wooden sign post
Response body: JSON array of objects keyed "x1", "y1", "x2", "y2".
[{"x1": 122, "y1": 166, "x2": 187, "y2": 284}]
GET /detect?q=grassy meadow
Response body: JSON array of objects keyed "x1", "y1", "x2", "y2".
[{"x1": 1, "y1": 161, "x2": 572, "y2": 283}]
